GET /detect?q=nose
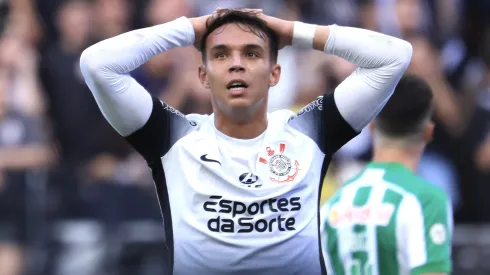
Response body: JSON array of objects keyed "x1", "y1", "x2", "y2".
[{"x1": 228, "y1": 54, "x2": 245, "y2": 73}]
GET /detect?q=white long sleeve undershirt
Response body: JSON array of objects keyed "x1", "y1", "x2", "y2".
[
  {"x1": 80, "y1": 17, "x2": 195, "y2": 136},
  {"x1": 80, "y1": 16, "x2": 412, "y2": 137},
  {"x1": 325, "y1": 24, "x2": 412, "y2": 131}
]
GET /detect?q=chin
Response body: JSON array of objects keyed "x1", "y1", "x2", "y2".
[
  {"x1": 227, "y1": 96, "x2": 255, "y2": 107},
  {"x1": 215, "y1": 96, "x2": 266, "y2": 117}
]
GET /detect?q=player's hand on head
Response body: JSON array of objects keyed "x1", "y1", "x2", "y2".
[
  {"x1": 190, "y1": 8, "x2": 263, "y2": 50},
  {"x1": 215, "y1": 8, "x2": 294, "y2": 49},
  {"x1": 189, "y1": 14, "x2": 212, "y2": 50},
  {"x1": 254, "y1": 12, "x2": 294, "y2": 49},
  {"x1": 190, "y1": 8, "x2": 293, "y2": 51}
]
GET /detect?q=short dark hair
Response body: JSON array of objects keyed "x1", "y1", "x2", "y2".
[
  {"x1": 200, "y1": 9, "x2": 279, "y2": 63},
  {"x1": 376, "y1": 75, "x2": 434, "y2": 137}
]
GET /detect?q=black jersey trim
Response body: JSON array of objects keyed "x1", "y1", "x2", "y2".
[
  {"x1": 317, "y1": 155, "x2": 331, "y2": 275},
  {"x1": 125, "y1": 97, "x2": 172, "y2": 162},
  {"x1": 322, "y1": 93, "x2": 358, "y2": 156},
  {"x1": 151, "y1": 160, "x2": 174, "y2": 274}
]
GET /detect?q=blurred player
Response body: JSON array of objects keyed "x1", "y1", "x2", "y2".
[
  {"x1": 320, "y1": 75, "x2": 453, "y2": 275},
  {"x1": 80, "y1": 8, "x2": 412, "y2": 275}
]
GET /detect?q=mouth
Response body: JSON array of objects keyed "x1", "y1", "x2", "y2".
[{"x1": 226, "y1": 80, "x2": 249, "y2": 93}]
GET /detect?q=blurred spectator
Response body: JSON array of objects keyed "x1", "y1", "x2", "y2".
[
  {"x1": 0, "y1": 31, "x2": 54, "y2": 275},
  {"x1": 407, "y1": 34, "x2": 464, "y2": 137},
  {"x1": 92, "y1": 0, "x2": 131, "y2": 41},
  {"x1": 458, "y1": 47, "x2": 490, "y2": 222},
  {"x1": 0, "y1": 30, "x2": 45, "y2": 117},
  {"x1": 3, "y1": 0, "x2": 42, "y2": 44},
  {"x1": 289, "y1": 0, "x2": 359, "y2": 26},
  {"x1": 373, "y1": 0, "x2": 432, "y2": 38},
  {"x1": 0, "y1": 0, "x2": 9, "y2": 34},
  {"x1": 145, "y1": 0, "x2": 193, "y2": 25},
  {"x1": 193, "y1": 0, "x2": 282, "y2": 16},
  {"x1": 40, "y1": 0, "x2": 129, "y2": 170}
]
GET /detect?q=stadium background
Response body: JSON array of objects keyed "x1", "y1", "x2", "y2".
[{"x1": 0, "y1": 0, "x2": 489, "y2": 274}]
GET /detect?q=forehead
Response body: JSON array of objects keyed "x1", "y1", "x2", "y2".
[{"x1": 205, "y1": 23, "x2": 269, "y2": 50}]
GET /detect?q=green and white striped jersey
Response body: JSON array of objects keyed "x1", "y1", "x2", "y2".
[{"x1": 320, "y1": 162, "x2": 453, "y2": 275}]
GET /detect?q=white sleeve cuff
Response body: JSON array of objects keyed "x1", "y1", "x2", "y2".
[
  {"x1": 323, "y1": 24, "x2": 339, "y2": 54},
  {"x1": 152, "y1": 16, "x2": 196, "y2": 47}
]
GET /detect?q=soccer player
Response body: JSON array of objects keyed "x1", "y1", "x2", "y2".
[
  {"x1": 80, "y1": 8, "x2": 412, "y2": 275},
  {"x1": 320, "y1": 75, "x2": 453, "y2": 275}
]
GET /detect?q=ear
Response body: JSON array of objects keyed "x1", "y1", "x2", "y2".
[
  {"x1": 269, "y1": 64, "x2": 281, "y2": 87},
  {"x1": 198, "y1": 64, "x2": 210, "y2": 89},
  {"x1": 423, "y1": 121, "x2": 435, "y2": 143}
]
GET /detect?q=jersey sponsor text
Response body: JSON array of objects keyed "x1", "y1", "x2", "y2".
[
  {"x1": 328, "y1": 203, "x2": 395, "y2": 227},
  {"x1": 203, "y1": 195, "x2": 302, "y2": 233}
]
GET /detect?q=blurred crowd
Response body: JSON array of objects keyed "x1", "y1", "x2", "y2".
[{"x1": 1, "y1": 0, "x2": 490, "y2": 274}]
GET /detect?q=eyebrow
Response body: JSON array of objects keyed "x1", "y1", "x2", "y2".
[
  {"x1": 243, "y1": 44, "x2": 264, "y2": 51},
  {"x1": 210, "y1": 44, "x2": 229, "y2": 52},
  {"x1": 210, "y1": 44, "x2": 265, "y2": 52}
]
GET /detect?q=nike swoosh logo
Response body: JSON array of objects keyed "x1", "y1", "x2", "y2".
[{"x1": 200, "y1": 154, "x2": 221, "y2": 165}]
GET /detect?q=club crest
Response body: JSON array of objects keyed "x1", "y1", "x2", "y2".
[{"x1": 259, "y1": 143, "x2": 301, "y2": 183}]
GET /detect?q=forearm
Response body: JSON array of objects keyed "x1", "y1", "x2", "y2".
[
  {"x1": 79, "y1": 17, "x2": 195, "y2": 136},
  {"x1": 314, "y1": 25, "x2": 413, "y2": 131},
  {"x1": 316, "y1": 25, "x2": 412, "y2": 68},
  {"x1": 80, "y1": 17, "x2": 194, "y2": 75}
]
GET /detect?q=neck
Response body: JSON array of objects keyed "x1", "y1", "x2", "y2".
[
  {"x1": 372, "y1": 143, "x2": 423, "y2": 173},
  {"x1": 213, "y1": 100, "x2": 268, "y2": 139}
]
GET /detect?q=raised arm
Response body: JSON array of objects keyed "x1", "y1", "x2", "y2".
[
  {"x1": 260, "y1": 13, "x2": 411, "y2": 153},
  {"x1": 312, "y1": 24, "x2": 413, "y2": 132},
  {"x1": 79, "y1": 17, "x2": 195, "y2": 137}
]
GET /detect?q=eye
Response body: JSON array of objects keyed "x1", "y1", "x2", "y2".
[
  {"x1": 246, "y1": 52, "x2": 258, "y2": 58},
  {"x1": 215, "y1": 53, "x2": 226, "y2": 59}
]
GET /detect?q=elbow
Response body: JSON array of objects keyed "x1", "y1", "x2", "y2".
[
  {"x1": 394, "y1": 40, "x2": 413, "y2": 70},
  {"x1": 79, "y1": 45, "x2": 106, "y2": 80}
]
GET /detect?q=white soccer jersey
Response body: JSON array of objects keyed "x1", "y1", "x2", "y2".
[
  {"x1": 125, "y1": 94, "x2": 357, "y2": 275},
  {"x1": 79, "y1": 16, "x2": 412, "y2": 275}
]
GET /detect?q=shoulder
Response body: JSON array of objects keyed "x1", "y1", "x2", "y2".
[
  {"x1": 375, "y1": 165, "x2": 447, "y2": 200},
  {"x1": 394, "y1": 175, "x2": 449, "y2": 215},
  {"x1": 286, "y1": 96, "x2": 325, "y2": 123},
  {"x1": 297, "y1": 96, "x2": 325, "y2": 115},
  {"x1": 401, "y1": 174, "x2": 448, "y2": 202}
]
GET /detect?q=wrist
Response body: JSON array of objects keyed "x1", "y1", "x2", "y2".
[
  {"x1": 292, "y1": 21, "x2": 317, "y2": 49},
  {"x1": 189, "y1": 17, "x2": 203, "y2": 32},
  {"x1": 156, "y1": 16, "x2": 196, "y2": 47},
  {"x1": 189, "y1": 16, "x2": 207, "y2": 44},
  {"x1": 284, "y1": 21, "x2": 294, "y2": 46}
]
